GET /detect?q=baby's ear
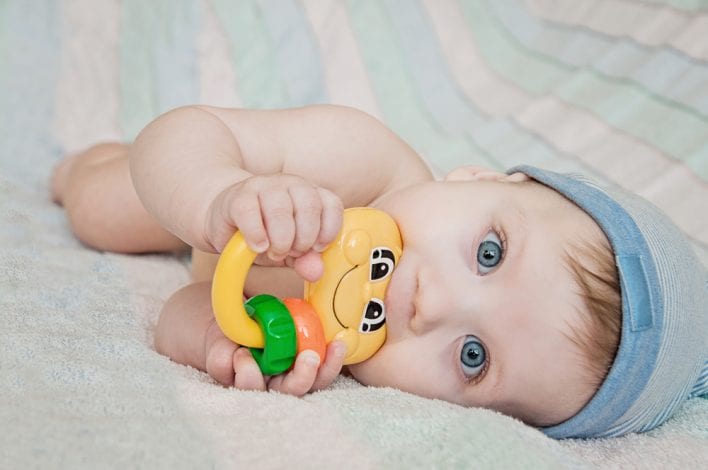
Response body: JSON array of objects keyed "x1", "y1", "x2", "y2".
[{"x1": 444, "y1": 165, "x2": 529, "y2": 183}]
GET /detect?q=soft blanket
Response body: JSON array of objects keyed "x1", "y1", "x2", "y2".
[{"x1": 1, "y1": 1, "x2": 706, "y2": 468}]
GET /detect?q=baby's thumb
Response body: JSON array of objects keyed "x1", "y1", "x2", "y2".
[{"x1": 292, "y1": 250, "x2": 324, "y2": 282}]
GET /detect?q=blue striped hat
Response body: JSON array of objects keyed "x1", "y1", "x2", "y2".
[{"x1": 510, "y1": 166, "x2": 707, "y2": 439}]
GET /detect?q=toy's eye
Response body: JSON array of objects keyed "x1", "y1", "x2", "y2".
[
  {"x1": 476, "y1": 232, "x2": 503, "y2": 275},
  {"x1": 370, "y1": 247, "x2": 395, "y2": 281},
  {"x1": 460, "y1": 335, "x2": 487, "y2": 378},
  {"x1": 359, "y1": 298, "x2": 385, "y2": 333}
]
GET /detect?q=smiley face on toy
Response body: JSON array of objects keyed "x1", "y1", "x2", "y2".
[{"x1": 304, "y1": 208, "x2": 402, "y2": 364}]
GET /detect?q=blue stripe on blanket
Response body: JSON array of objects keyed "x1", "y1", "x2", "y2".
[
  {"x1": 495, "y1": 0, "x2": 708, "y2": 128},
  {"x1": 509, "y1": 2, "x2": 708, "y2": 116},
  {"x1": 384, "y1": 0, "x2": 592, "y2": 176},
  {"x1": 120, "y1": 0, "x2": 200, "y2": 140},
  {"x1": 348, "y1": 0, "x2": 485, "y2": 173},
  {"x1": 383, "y1": 0, "x2": 501, "y2": 171},
  {"x1": 640, "y1": 0, "x2": 708, "y2": 11},
  {"x1": 211, "y1": 0, "x2": 288, "y2": 107},
  {"x1": 0, "y1": 0, "x2": 61, "y2": 185},
  {"x1": 385, "y1": 0, "x2": 485, "y2": 134}
]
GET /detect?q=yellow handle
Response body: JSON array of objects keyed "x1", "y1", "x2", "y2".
[{"x1": 211, "y1": 232, "x2": 265, "y2": 348}]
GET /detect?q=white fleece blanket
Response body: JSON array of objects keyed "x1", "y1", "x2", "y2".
[{"x1": 1, "y1": 0, "x2": 706, "y2": 468}]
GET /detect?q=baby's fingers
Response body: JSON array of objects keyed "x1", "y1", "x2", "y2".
[
  {"x1": 311, "y1": 341, "x2": 346, "y2": 391},
  {"x1": 224, "y1": 188, "x2": 269, "y2": 253},
  {"x1": 259, "y1": 189, "x2": 295, "y2": 261},
  {"x1": 314, "y1": 187, "x2": 343, "y2": 252},
  {"x1": 289, "y1": 184, "x2": 322, "y2": 256},
  {"x1": 267, "y1": 350, "x2": 320, "y2": 396},
  {"x1": 233, "y1": 348, "x2": 267, "y2": 391}
]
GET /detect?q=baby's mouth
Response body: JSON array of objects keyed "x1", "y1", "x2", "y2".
[{"x1": 383, "y1": 262, "x2": 416, "y2": 334}]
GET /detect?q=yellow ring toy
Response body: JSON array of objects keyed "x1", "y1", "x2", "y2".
[
  {"x1": 212, "y1": 208, "x2": 403, "y2": 364},
  {"x1": 211, "y1": 231, "x2": 265, "y2": 348}
]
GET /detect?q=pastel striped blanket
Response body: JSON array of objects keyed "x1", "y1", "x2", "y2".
[{"x1": 1, "y1": 1, "x2": 706, "y2": 468}]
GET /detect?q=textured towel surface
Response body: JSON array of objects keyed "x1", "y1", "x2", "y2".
[{"x1": 1, "y1": 1, "x2": 707, "y2": 468}]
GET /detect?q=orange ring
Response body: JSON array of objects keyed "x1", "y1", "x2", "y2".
[{"x1": 283, "y1": 298, "x2": 327, "y2": 363}]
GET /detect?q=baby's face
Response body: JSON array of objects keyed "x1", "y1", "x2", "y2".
[{"x1": 349, "y1": 170, "x2": 605, "y2": 426}]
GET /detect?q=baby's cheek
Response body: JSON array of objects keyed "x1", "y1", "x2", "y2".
[
  {"x1": 347, "y1": 345, "x2": 421, "y2": 390},
  {"x1": 346, "y1": 354, "x2": 388, "y2": 386}
]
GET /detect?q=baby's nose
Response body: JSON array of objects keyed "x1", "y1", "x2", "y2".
[{"x1": 410, "y1": 270, "x2": 469, "y2": 334}]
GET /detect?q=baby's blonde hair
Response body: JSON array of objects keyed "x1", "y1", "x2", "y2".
[{"x1": 563, "y1": 238, "x2": 622, "y2": 391}]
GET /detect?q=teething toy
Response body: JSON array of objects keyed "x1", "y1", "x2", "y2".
[{"x1": 211, "y1": 208, "x2": 402, "y2": 375}]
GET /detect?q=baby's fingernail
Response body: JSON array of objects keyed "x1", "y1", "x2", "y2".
[
  {"x1": 252, "y1": 240, "x2": 269, "y2": 253},
  {"x1": 332, "y1": 341, "x2": 347, "y2": 357},
  {"x1": 268, "y1": 253, "x2": 286, "y2": 263},
  {"x1": 235, "y1": 348, "x2": 251, "y2": 359},
  {"x1": 314, "y1": 242, "x2": 328, "y2": 252},
  {"x1": 300, "y1": 350, "x2": 321, "y2": 367}
]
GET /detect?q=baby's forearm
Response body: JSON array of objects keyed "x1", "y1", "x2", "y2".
[
  {"x1": 129, "y1": 106, "x2": 251, "y2": 252},
  {"x1": 130, "y1": 104, "x2": 433, "y2": 252}
]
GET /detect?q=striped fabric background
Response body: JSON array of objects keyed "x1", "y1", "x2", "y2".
[{"x1": 38, "y1": 0, "x2": 708, "y2": 265}]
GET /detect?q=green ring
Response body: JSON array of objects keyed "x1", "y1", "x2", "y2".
[{"x1": 245, "y1": 294, "x2": 297, "y2": 376}]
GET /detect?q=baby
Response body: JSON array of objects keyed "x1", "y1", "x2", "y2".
[{"x1": 51, "y1": 105, "x2": 706, "y2": 438}]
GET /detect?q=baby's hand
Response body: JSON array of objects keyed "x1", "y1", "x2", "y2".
[
  {"x1": 207, "y1": 338, "x2": 346, "y2": 397},
  {"x1": 205, "y1": 320, "x2": 347, "y2": 395},
  {"x1": 267, "y1": 341, "x2": 347, "y2": 394},
  {"x1": 206, "y1": 174, "x2": 343, "y2": 279}
]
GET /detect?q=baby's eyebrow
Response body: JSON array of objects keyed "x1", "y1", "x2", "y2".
[
  {"x1": 498, "y1": 202, "x2": 527, "y2": 267},
  {"x1": 486, "y1": 348, "x2": 503, "y2": 393},
  {"x1": 512, "y1": 204, "x2": 528, "y2": 234}
]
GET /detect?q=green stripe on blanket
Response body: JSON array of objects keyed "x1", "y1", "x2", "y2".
[
  {"x1": 211, "y1": 0, "x2": 289, "y2": 108},
  {"x1": 348, "y1": 0, "x2": 486, "y2": 172},
  {"x1": 460, "y1": 0, "x2": 708, "y2": 180}
]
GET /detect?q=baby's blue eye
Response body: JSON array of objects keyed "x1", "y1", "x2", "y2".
[
  {"x1": 476, "y1": 232, "x2": 503, "y2": 275},
  {"x1": 460, "y1": 335, "x2": 486, "y2": 378}
]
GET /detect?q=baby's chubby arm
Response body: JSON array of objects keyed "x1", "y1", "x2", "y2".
[
  {"x1": 131, "y1": 105, "x2": 431, "y2": 394},
  {"x1": 129, "y1": 104, "x2": 431, "y2": 262}
]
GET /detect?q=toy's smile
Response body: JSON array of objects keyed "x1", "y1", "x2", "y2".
[
  {"x1": 331, "y1": 265, "x2": 358, "y2": 329},
  {"x1": 303, "y1": 207, "x2": 401, "y2": 364}
]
